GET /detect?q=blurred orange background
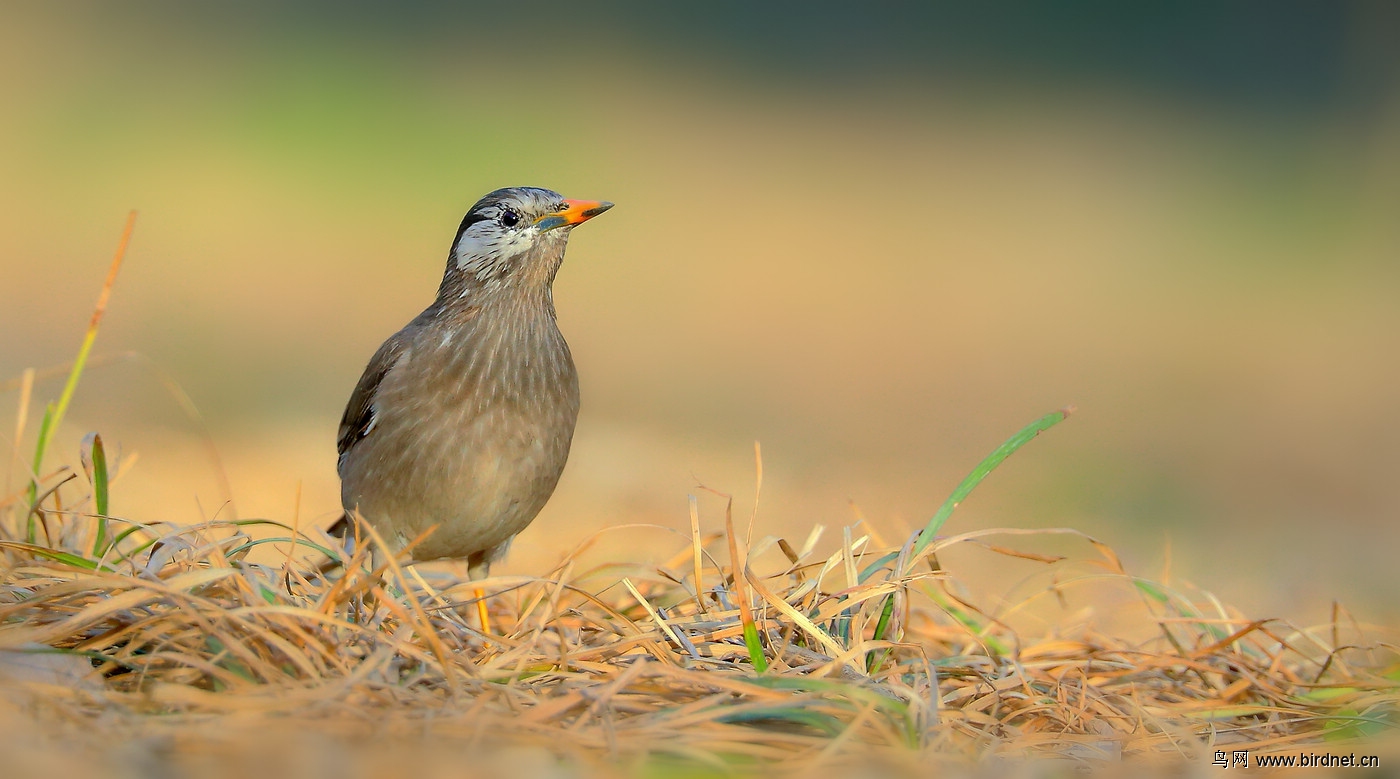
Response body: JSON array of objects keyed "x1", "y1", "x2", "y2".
[{"x1": 2, "y1": 4, "x2": 1397, "y2": 624}]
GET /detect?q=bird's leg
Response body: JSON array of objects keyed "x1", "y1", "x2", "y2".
[
  {"x1": 474, "y1": 590, "x2": 491, "y2": 635},
  {"x1": 468, "y1": 557, "x2": 491, "y2": 634}
]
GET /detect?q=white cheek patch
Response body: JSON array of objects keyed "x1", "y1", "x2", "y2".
[{"x1": 453, "y1": 225, "x2": 536, "y2": 283}]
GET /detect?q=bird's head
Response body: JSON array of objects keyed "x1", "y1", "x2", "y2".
[{"x1": 445, "y1": 186, "x2": 612, "y2": 296}]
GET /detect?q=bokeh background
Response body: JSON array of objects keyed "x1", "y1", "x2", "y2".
[{"x1": 2, "y1": 3, "x2": 1397, "y2": 624}]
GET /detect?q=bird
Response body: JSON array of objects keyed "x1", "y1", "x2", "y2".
[{"x1": 328, "y1": 186, "x2": 612, "y2": 630}]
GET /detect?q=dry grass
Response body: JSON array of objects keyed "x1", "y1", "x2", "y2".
[{"x1": 2, "y1": 458, "x2": 1397, "y2": 778}]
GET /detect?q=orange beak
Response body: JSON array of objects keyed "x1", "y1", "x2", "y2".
[{"x1": 534, "y1": 199, "x2": 614, "y2": 232}]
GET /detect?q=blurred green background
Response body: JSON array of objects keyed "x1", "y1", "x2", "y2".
[{"x1": 2, "y1": 2, "x2": 1397, "y2": 623}]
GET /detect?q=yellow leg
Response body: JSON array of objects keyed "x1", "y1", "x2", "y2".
[
  {"x1": 474, "y1": 586, "x2": 491, "y2": 634},
  {"x1": 467, "y1": 557, "x2": 492, "y2": 634}
]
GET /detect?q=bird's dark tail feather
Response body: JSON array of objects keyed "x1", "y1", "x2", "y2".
[
  {"x1": 316, "y1": 512, "x2": 354, "y2": 574},
  {"x1": 326, "y1": 512, "x2": 351, "y2": 539}
]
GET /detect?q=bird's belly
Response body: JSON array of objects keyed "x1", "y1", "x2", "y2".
[{"x1": 341, "y1": 400, "x2": 576, "y2": 561}]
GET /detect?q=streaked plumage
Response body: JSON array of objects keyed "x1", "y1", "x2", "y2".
[{"x1": 333, "y1": 186, "x2": 612, "y2": 579}]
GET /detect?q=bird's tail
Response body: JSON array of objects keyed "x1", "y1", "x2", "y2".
[
  {"x1": 316, "y1": 512, "x2": 354, "y2": 574},
  {"x1": 325, "y1": 512, "x2": 352, "y2": 540}
]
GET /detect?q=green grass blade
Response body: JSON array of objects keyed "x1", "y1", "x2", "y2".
[
  {"x1": 1134, "y1": 577, "x2": 1229, "y2": 642},
  {"x1": 723, "y1": 496, "x2": 768, "y2": 673},
  {"x1": 714, "y1": 706, "x2": 844, "y2": 737},
  {"x1": 26, "y1": 403, "x2": 57, "y2": 542},
  {"x1": 106, "y1": 523, "x2": 156, "y2": 556},
  {"x1": 80, "y1": 432, "x2": 110, "y2": 555},
  {"x1": 1133, "y1": 579, "x2": 1170, "y2": 604},
  {"x1": 865, "y1": 593, "x2": 896, "y2": 673},
  {"x1": 225, "y1": 537, "x2": 344, "y2": 562},
  {"x1": 923, "y1": 583, "x2": 1011, "y2": 656},
  {"x1": 907, "y1": 408, "x2": 1072, "y2": 569},
  {"x1": 857, "y1": 551, "x2": 900, "y2": 583},
  {"x1": 742, "y1": 622, "x2": 768, "y2": 673},
  {"x1": 0, "y1": 541, "x2": 103, "y2": 570}
]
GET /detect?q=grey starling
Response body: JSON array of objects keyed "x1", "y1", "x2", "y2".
[{"x1": 330, "y1": 187, "x2": 612, "y2": 610}]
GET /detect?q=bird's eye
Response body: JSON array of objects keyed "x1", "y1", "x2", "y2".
[{"x1": 500, "y1": 209, "x2": 520, "y2": 228}]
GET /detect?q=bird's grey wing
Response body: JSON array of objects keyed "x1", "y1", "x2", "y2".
[{"x1": 336, "y1": 332, "x2": 410, "y2": 469}]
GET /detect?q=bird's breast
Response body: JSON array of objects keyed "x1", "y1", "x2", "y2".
[
  {"x1": 434, "y1": 314, "x2": 577, "y2": 411},
  {"x1": 339, "y1": 312, "x2": 580, "y2": 558}
]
